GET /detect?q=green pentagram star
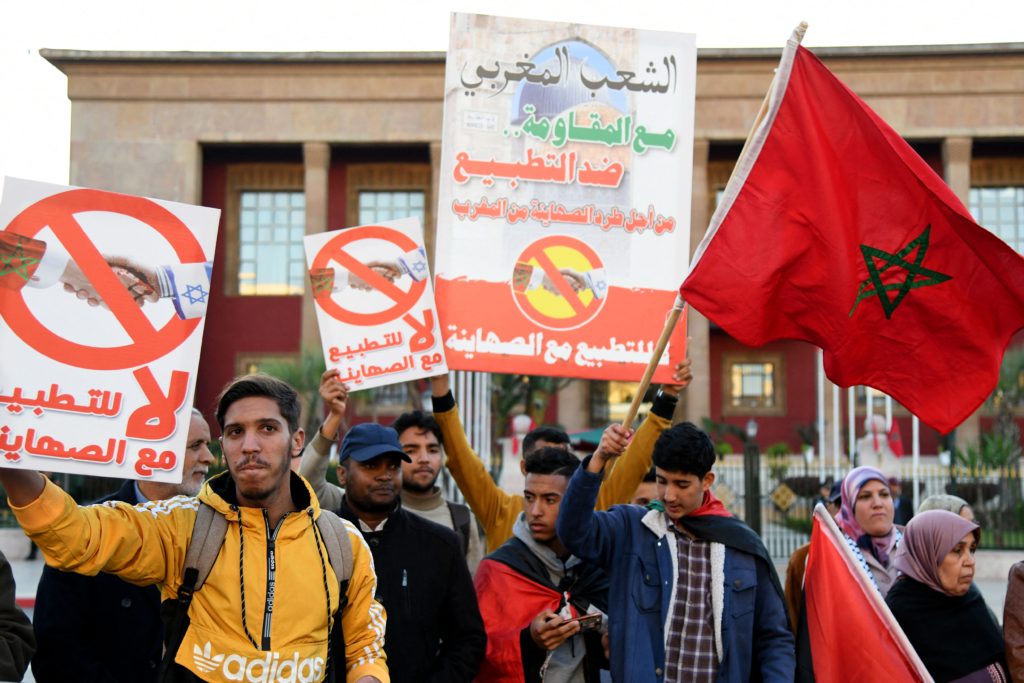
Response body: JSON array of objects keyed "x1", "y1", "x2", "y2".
[
  {"x1": 0, "y1": 238, "x2": 40, "y2": 282},
  {"x1": 848, "y1": 225, "x2": 952, "y2": 319}
]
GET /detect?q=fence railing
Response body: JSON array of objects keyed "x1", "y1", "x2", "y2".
[{"x1": 714, "y1": 456, "x2": 1024, "y2": 560}]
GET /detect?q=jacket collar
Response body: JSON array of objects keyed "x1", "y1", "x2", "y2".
[
  {"x1": 641, "y1": 508, "x2": 670, "y2": 538},
  {"x1": 199, "y1": 470, "x2": 320, "y2": 519}
]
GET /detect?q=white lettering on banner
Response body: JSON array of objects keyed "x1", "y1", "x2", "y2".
[
  {"x1": 194, "y1": 642, "x2": 324, "y2": 683},
  {"x1": 444, "y1": 326, "x2": 671, "y2": 367}
]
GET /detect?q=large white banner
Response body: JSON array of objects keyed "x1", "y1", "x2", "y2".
[
  {"x1": 435, "y1": 13, "x2": 695, "y2": 381},
  {"x1": 0, "y1": 177, "x2": 218, "y2": 482},
  {"x1": 305, "y1": 217, "x2": 447, "y2": 391}
]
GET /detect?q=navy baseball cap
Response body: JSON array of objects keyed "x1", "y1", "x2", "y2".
[{"x1": 340, "y1": 423, "x2": 411, "y2": 464}]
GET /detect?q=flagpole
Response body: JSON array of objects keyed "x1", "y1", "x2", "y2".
[
  {"x1": 847, "y1": 386, "x2": 855, "y2": 470},
  {"x1": 832, "y1": 385, "x2": 841, "y2": 481},
  {"x1": 621, "y1": 294, "x2": 685, "y2": 428},
  {"x1": 817, "y1": 349, "x2": 826, "y2": 483},
  {"x1": 912, "y1": 415, "x2": 921, "y2": 512}
]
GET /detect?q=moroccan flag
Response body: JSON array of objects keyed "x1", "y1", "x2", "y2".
[
  {"x1": 888, "y1": 419, "x2": 905, "y2": 458},
  {"x1": 679, "y1": 29, "x2": 1024, "y2": 434},
  {"x1": 804, "y1": 505, "x2": 932, "y2": 682}
]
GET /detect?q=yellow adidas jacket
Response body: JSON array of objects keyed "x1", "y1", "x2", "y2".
[
  {"x1": 11, "y1": 472, "x2": 388, "y2": 683},
  {"x1": 433, "y1": 390, "x2": 677, "y2": 554}
]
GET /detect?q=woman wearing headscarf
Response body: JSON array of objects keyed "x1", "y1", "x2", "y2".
[
  {"x1": 886, "y1": 510, "x2": 1007, "y2": 683},
  {"x1": 835, "y1": 465, "x2": 902, "y2": 596},
  {"x1": 918, "y1": 493, "x2": 974, "y2": 521}
]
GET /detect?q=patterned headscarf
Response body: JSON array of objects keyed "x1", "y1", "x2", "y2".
[
  {"x1": 836, "y1": 465, "x2": 899, "y2": 566},
  {"x1": 893, "y1": 510, "x2": 980, "y2": 594}
]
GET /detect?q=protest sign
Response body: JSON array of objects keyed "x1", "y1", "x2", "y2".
[
  {"x1": 0, "y1": 177, "x2": 218, "y2": 482},
  {"x1": 435, "y1": 12, "x2": 694, "y2": 381},
  {"x1": 305, "y1": 217, "x2": 446, "y2": 390}
]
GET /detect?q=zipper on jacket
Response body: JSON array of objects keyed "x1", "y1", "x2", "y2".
[{"x1": 261, "y1": 509, "x2": 288, "y2": 651}]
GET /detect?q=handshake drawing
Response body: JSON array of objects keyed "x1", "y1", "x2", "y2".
[{"x1": 60, "y1": 256, "x2": 161, "y2": 309}]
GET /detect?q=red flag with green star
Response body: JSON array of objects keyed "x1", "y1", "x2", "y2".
[{"x1": 680, "y1": 31, "x2": 1024, "y2": 434}]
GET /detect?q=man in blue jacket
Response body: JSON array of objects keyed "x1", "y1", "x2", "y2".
[{"x1": 557, "y1": 422, "x2": 794, "y2": 683}]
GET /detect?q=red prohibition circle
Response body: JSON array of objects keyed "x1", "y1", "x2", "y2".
[
  {"x1": 511, "y1": 234, "x2": 606, "y2": 331},
  {"x1": 0, "y1": 189, "x2": 204, "y2": 370},
  {"x1": 310, "y1": 225, "x2": 426, "y2": 325}
]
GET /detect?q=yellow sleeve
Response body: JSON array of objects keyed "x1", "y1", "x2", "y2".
[
  {"x1": 596, "y1": 411, "x2": 671, "y2": 510},
  {"x1": 434, "y1": 401, "x2": 520, "y2": 553},
  {"x1": 341, "y1": 520, "x2": 389, "y2": 683},
  {"x1": 9, "y1": 477, "x2": 188, "y2": 588}
]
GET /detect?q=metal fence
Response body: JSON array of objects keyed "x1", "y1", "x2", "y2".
[{"x1": 715, "y1": 456, "x2": 1024, "y2": 561}]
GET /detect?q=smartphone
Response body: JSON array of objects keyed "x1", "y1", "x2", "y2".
[{"x1": 571, "y1": 612, "x2": 603, "y2": 632}]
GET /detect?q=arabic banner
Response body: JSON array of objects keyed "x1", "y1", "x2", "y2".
[
  {"x1": 305, "y1": 217, "x2": 447, "y2": 391},
  {"x1": 435, "y1": 13, "x2": 694, "y2": 380},
  {"x1": 0, "y1": 177, "x2": 218, "y2": 482}
]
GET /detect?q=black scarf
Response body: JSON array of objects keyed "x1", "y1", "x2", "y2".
[
  {"x1": 886, "y1": 577, "x2": 1006, "y2": 682},
  {"x1": 678, "y1": 513, "x2": 786, "y2": 600}
]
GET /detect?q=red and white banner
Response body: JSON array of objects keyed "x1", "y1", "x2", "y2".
[
  {"x1": 305, "y1": 217, "x2": 447, "y2": 391},
  {"x1": 805, "y1": 505, "x2": 933, "y2": 682},
  {"x1": 435, "y1": 13, "x2": 693, "y2": 380},
  {"x1": 0, "y1": 177, "x2": 218, "y2": 482}
]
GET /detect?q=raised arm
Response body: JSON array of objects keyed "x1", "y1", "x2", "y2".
[
  {"x1": 297, "y1": 369, "x2": 347, "y2": 512},
  {"x1": 597, "y1": 358, "x2": 691, "y2": 509},
  {"x1": 431, "y1": 374, "x2": 518, "y2": 550},
  {"x1": 557, "y1": 425, "x2": 633, "y2": 567}
]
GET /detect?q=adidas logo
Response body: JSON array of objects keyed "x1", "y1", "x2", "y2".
[
  {"x1": 191, "y1": 641, "x2": 325, "y2": 682},
  {"x1": 193, "y1": 642, "x2": 225, "y2": 673}
]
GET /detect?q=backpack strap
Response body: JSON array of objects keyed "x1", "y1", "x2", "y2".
[
  {"x1": 184, "y1": 501, "x2": 229, "y2": 590},
  {"x1": 447, "y1": 501, "x2": 472, "y2": 557},
  {"x1": 315, "y1": 509, "x2": 354, "y2": 583},
  {"x1": 314, "y1": 510, "x2": 354, "y2": 683},
  {"x1": 159, "y1": 501, "x2": 228, "y2": 682}
]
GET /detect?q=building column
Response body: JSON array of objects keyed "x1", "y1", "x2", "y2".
[
  {"x1": 301, "y1": 142, "x2": 331, "y2": 355},
  {"x1": 943, "y1": 136, "x2": 980, "y2": 449},
  {"x1": 427, "y1": 141, "x2": 442, "y2": 267},
  {"x1": 683, "y1": 138, "x2": 712, "y2": 426}
]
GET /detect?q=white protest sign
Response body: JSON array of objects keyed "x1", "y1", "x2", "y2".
[
  {"x1": 0, "y1": 177, "x2": 219, "y2": 482},
  {"x1": 305, "y1": 217, "x2": 447, "y2": 390},
  {"x1": 435, "y1": 13, "x2": 695, "y2": 381}
]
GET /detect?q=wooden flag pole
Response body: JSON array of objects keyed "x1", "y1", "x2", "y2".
[{"x1": 621, "y1": 294, "x2": 686, "y2": 428}]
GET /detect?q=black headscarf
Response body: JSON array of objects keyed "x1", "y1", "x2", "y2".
[{"x1": 886, "y1": 578, "x2": 1006, "y2": 682}]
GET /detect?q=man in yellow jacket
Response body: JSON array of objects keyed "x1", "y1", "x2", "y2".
[
  {"x1": 0, "y1": 374, "x2": 388, "y2": 683},
  {"x1": 431, "y1": 359, "x2": 692, "y2": 554}
]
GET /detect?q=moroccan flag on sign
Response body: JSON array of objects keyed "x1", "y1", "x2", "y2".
[
  {"x1": 804, "y1": 506, "x2": 932, "y2": 682},
  {"x1": 679, "y1": 29, "x2": 1024, "y2": 434}
]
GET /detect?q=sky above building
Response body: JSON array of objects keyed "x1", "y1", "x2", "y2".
[{"x1": 2, "y1": 0, "x2": 1022, "y2": 185}]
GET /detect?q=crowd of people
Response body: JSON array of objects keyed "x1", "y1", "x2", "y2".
[{"x1": 0, "y1": 360, "x2": 1020, "y2": 682}]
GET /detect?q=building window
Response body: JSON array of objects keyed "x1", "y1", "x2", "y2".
[
  {"x1": 358, "y1": 191, "x2": 425, "y2": 225},
  {"x1": 721, "y1": 353, "x2": 785, "y2": 416},
  {"x1": 730, "y1": 363, "x2": 775, "y2": 408},
  {"x1": 238, "y1": 191, "x2": 306, "y2": 295},
  {"x1": 346, "y1": 162, "x2": 432, "y2": 253},
  {"x1": 969, "y1": 186, "x2": 1024, "y2": 254},
  {"x1": 224, "y1": 163, "x2": 304, "y2": 296}
]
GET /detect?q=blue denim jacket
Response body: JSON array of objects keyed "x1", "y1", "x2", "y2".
[{"x1": 557, "y1": 465, "x2": 795, "y2": 683}]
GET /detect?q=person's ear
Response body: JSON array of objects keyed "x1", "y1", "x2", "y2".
[
  {"x1": 702, "y1": 471, "x2": 716, "y2": 491},
  {"x1": 290, "y1": 428, "x2": 305, "y2": 457},
  {"x1": 336, "y1": 465, "x2": 347, "y2": 487}
]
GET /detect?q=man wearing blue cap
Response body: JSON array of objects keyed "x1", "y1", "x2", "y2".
[{"x1": 336, "y1": 421, "x2": 486, "y2": 682}]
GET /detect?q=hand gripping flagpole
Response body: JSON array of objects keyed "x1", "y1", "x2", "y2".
[
  {"x1": 621, "y1": 22, "x2": 809, "y2": 430},
  {"x1": 621, "y1": 293, "x2": 686, "y2": 428}
]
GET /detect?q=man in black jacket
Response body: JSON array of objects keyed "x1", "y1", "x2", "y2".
[
  {"x1": 31, "y1": 408, "x2": 215, "y2": 683},
  {"x1": 336, "y1": 422, "x2": 486, "y2": 683}
]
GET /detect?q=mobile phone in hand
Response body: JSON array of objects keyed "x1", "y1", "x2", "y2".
[{"x1": 571, "y1": 613, "x2": 603, "y2": 632}]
